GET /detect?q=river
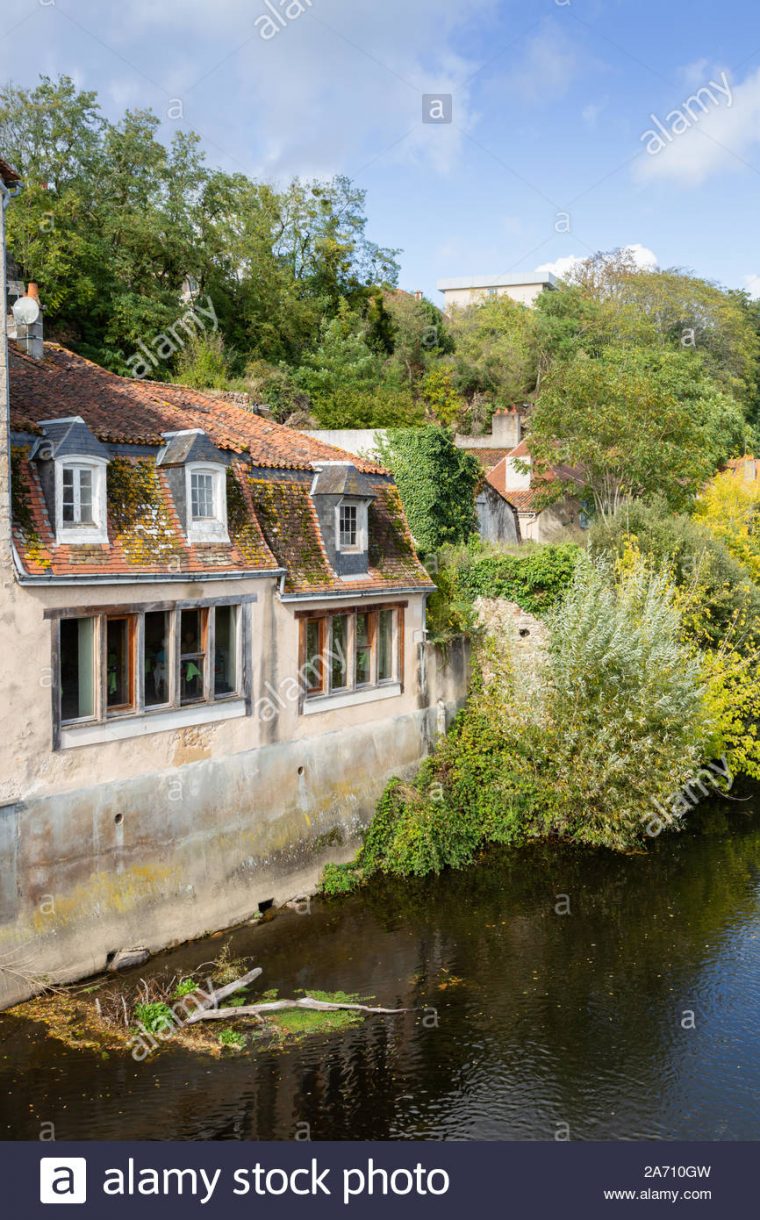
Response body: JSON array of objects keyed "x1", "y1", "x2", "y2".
[{"x1": 1, "y1": 789, "x2": 758, "y2": 1140}]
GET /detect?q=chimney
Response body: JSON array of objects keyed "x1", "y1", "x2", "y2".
[
  {"x1": 13, "y1": 281, "x2": 44, "y2": 360},
  {"x1": 490, "y1": 406, "x2": 522, "y2": 449}
]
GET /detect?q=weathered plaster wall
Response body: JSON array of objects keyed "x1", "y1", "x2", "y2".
[{"x1": 0, "y1": 562, "x2": 469, "y2": 1007}]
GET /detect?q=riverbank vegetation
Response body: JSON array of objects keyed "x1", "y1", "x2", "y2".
[
  {"x1": 11, "y1": 941, "x2": 399, "y2": 1058},
  {"x1": 325, "y1": 473, "x2": 759, "y2": 888}
]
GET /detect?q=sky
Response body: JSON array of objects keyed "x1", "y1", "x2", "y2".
[{"x1": 2, "y1": 0, "x2": 760, "y2": 303}]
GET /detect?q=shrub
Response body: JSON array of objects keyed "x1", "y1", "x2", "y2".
[{"x1": 218, "y1": 1027, "x2": 246, "y2": 1049}]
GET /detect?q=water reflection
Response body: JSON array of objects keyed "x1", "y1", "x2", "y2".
[{"x1": 1, "y1": 793, "x2": 758, "y2": 1140}]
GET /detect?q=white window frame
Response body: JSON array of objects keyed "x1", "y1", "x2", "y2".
[
  {"x1": 335, "y1": 497, "x2": 368, "y2": 553},
  {"x1": 55, "y1": 456, "x2": 108, "y2": 545},
  {"x1": 185, "y1": 462, "x2": 229, "y2": 543}
]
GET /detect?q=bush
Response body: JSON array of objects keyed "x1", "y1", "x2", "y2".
[
  {"x1": 133, "y1": 1001, "x2": 174, "y2": 1035},
  {"x1": 322, "y1": 554, "x2": 711, "y2": 890},
  {"x1": 458, "y1": 541, "x2": 581, "y2": 613}
]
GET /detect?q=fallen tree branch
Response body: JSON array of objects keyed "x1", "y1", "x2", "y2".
[
  {"x1": 187, "y1": 996, "x2": 408, "y2": 1023},
  {"x1": 208, "y1": 967, "x2": 263, "y2": 1006}
]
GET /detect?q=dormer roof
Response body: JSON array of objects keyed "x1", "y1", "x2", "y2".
[
  {"x1": 31, "y1": 416, "x2": 109, "y2": 462},
  {"x1": 311, "y1": 462, "x2": 377, "y2": 499},
  {"x1": 156, "y1": 429, "x2": 226, "y2": 467}
]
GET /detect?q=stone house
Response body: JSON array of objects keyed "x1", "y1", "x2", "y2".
[{"x1": 0, "y1": 168, "x2": 467, "y2": 1006}]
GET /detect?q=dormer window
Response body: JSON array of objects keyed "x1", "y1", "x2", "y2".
[
  {"x1": 185, "y1": 462, "x2": 228, "y2": 543},
  {"x1": 339, "y1": 503, "x2": 358, "y2": 549},
  {"x1": 31, "y1": 416, "x2": 109, "y2": 545},
  {"x1": 156, "y1": 430, "x2": 229, "y2": 544},
  {"x1": 191, "y1": 470, "x2": 216, "y2": 520},
  {"x1": 55, "y1": 457, "x2": 108, "y2": 543},
  {"x1": 336, "y1": 498, "x2": 367, "y2": 553}
]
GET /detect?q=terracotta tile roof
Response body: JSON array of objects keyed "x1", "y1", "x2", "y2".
[
  {"x1": 11, "y1": 449, "x2": 279, "y2": 578},
  {"x1": 9, "y1": 343, "x2": 431, "y2": 594},
  {"x1": 247, "y1": 476, "x2": 432, "y2": 595},
  {"x1": 458, "y1": 446, "x2": 511, "y2": 471},
  {"x1": 9, "y1": 343, "x2": 387, "y2": 474},
  {"x1": 485, "y1": 446, "x2": 559, "y2": 513},
  {"x1": 0, "y1": 157, "x2": 21, "y2": 185}
]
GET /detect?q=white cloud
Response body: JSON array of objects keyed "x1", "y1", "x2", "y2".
[
  {"x1": 505, "y1": 21, "x2": 581, "y2": 104},
  {"x1": 0, "y1": 0, "x2": 501, "y2": 179},
  {"x1": 536, "y1": 243, "x2": 658, "y2": 279},
  {"x1": 743, "y1": 274, "x2": 760, "y2": 299},
  {"x1": 635, "y1": 65, "x2": 760, "y2": 186}
]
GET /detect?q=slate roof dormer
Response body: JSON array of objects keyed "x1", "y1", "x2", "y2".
[
  {"x1": 157, "y1": 429, "x2": 230, "y2": 545},
  {"x1": 310, "y1": 461, "x2": 376, "y2": 580}
]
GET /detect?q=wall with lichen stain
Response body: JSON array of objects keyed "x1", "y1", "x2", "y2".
[
  {"x1": 0, "y1": 682, "x2": 467, "y2": 1008},
  {"x1": 0, "y1": 547, "x2": 469, "y2": 1005}
]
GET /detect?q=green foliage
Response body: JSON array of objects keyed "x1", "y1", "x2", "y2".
[
  {"x1": 174, "y1": 332, "x2": 230, "y2": 389},
  {"x1": 589, "y1": 498, "x2": 760, "y2": 647},
  {"x1": 323, "y1": 554, "x2": 713, "y2": 889},
  {"x1": 375, "y1": 427, "x2": 479, "y2": 553},
  {"x1": 217, "y1": 1027, "x2": 246, "y2": 1049},
  {"x1": 529, "y1": 346, "x2": 748, "y2": 517},
  {"x1": 173, "y1": 978, "x2": 197, "y2": 999},
  {"x1": 133, "y1": 1001, "x2": 174, "y2": 1034},
  {"x1": 457, "y1": 541, "x2": 582, "y2": 613}
]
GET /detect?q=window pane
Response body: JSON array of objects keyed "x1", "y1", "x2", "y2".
[
  {"x1": 378, "y1": 609, "x2": 394, "y2": 682},
  {"x1": 305, "y1": 619, "x2": 323, "y2": 694},
  {"x1": 180, "y1": 609, "x2": 206, "y2": 703},
  {"x1": 355, "y1": 611, "x2": 371, "y2": 685},
  {"x1": 107, "y1": 617, "x2": 133, "y2": 709},
  {"x1": 339, "y1": 504, "x2": 357, "y2": 547},
  {"x1": 144, "y1": 611, "x2": 169, "y2": 707},
  {"x1": 191, "y1": 472, "x2": 214, "y2": 519},
  {"x1": 214, "y1": 605, "x2": 238, "y2": 697},
  {"x1": 62, "y1": 467, "x2": 75, "y2": 522},
  {"x1": 330, "y1": 615, "x2": 348, "y2": 690},
  {"x1": 78, "y1": 468, "x2": 93, "y2": 524},
  {"x1": 60, "y1": 617, "x2": 95, "y2": 722}
]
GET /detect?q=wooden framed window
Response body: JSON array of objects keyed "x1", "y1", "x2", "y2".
[
  {"x1": 53, "y1": 600, "x2": 244, "y2": 740},
  {"x1": 298, "y1": 604, "x2": 403, "y2": 706}
]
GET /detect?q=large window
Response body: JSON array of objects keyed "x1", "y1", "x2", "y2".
[
  {"x1": 299, "y1": 605, "x2": 402, "y2": 705},
  {"x1": 56, "y1": 602, "x2": 242, "y2": 729}
]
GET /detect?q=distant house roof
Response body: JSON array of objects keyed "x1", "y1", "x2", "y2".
[
  {"x1": 436, "y1": 273, "x2": 557, "y2": 292},
  {"x1": 485, "y1": 444, "x2": 563, "y2": 513},
  {"x1": 0, "y1": 157, "x2": 21, "y2": 186},
  {"x1": 457, "y1": 446, "x2": 511, "y2": 471},
  {"x1": 9, "y1": 342, "x2": 432, "y2": 595}
]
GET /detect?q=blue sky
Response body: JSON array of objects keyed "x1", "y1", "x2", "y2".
[{"x1": 2, "y1": 0, "x2": 760, "y2": 303}]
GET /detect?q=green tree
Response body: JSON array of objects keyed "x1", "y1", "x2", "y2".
[{"x1": 529, "y1": 347, "x2": 747, "y2": 518}]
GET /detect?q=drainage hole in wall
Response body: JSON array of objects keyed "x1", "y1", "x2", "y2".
[
  {"x1": 258, "y1": 898, "x2": 274, "y2": 914},
  {"x1": 114, "y1": 813, "x2": 124, "y2": 826},
  {"x1": 518, "y1": 628, "x2": 530, "y2": 638},
  {"x1": 297, "y1": 765, "x2": 305, "y2": 776}
]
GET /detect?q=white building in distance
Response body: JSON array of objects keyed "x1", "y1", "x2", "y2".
[{"x1": 437, "y1": 272, "x2": 557, "y2": 312}]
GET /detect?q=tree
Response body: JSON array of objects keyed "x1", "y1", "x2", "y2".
[
  {"x1": 375, "y1": 426, "x2": 480, "y2": 553},
  {"x1": 694, "y1": 466, "x2": 760, "y2": 583},
  {"x1": 447, "y1": 294, "x2": 538, "y2": 426},
  {"x1": 528, "y1": 347, "x2": 747, "y2": 518}
]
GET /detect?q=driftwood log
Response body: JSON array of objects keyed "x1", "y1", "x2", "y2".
[{"x1": 187, "y1": 994, "x2": 407, "y2": 1024}]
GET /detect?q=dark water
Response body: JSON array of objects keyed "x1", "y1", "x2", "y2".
[{"x1": 1, "y1": 792, "x2": 759, "y2": 1141}]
